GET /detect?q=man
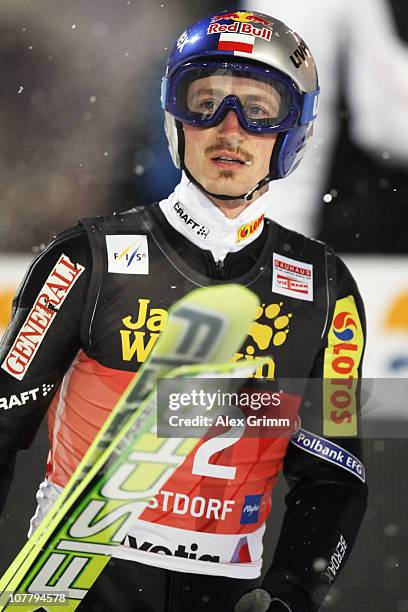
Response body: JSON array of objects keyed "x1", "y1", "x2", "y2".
[{"x1": 0, "y1": 9, "x2": 367, "y2": 612}]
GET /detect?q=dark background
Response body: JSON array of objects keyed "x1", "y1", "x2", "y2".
[{"x1": 1, "y1": 422, "x2": 407, "y2": 610}]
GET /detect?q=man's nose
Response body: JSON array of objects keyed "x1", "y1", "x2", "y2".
[{"x1": 216, "y1": 110, "x2": 244, "y2": 145}]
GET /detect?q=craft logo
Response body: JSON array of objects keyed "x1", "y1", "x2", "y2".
[
  {"x1": 272, "y1": 253, "x2": 313, "y2": 301},
  {"x1": 0, "y1": 381, "x2": 55, "y2": 410},
  {"x1": 323, "y1": 296, "x2": 364, "y2": 436},
  {"x1": 236, "y1": 214, "x2": 264, "y2": 243},
  {"x1": 125, "y1": 535, "x2": 220, "y2": 563},
  {"x1": 1, "y1": 255, "x2": 84, "y2": 380},
  {"x1": 240, "y1": 494, "x2": 262, "y2": 524},
  {"x1": 0, "y1": 383, "x2": 55, "y2": 410},
  {"x1": 106, "y1": 235, "x2": 149, "y2": 275},
  {"x1": 173, "y1": 202, "x2": 209, "y2": 239}
]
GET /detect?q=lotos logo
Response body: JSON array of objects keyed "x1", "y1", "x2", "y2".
[
  {"x1": 240, "y1": 494, "x2": 263, "y2": 524},
  {"x1": 323, "y1": 295, "x2": 364, "y2": 436},
  {"x1": 237, "y1": 214, "x2": 264, "y2": 243},
  {"x1": 211, "y1": 11, "x2": 271, "y2": 27},
  {"x1": 333, "y1": 312, "x2": 357, "y2": 341}
]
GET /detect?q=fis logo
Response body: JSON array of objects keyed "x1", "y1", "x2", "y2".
[
  {"x1": 240, "y1": 494, "x2": 262, "y2": 524},
  {"x1": 114, "y1": 243, "x2": 143, "y2": 267},
  {"x1": 106, "y1": 235, "x2": 149, "y2": 275},
  {"x1": 333, "y1": 312, "x2": 357, "y2": 341}
]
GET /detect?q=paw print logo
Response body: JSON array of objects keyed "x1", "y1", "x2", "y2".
[{"x1": 247, "y1": 302, "x2": 292, "y2": 353}]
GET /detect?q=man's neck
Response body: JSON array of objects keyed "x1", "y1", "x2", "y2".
[{"x1": 207, "y1": 185, "x2": 269, "y2": 219}]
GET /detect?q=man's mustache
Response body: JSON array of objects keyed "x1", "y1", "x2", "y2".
[{"x1": 205, "y1": 145, "x2": 253, "y2": 163}]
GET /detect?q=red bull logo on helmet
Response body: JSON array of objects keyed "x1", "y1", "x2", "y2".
[
  {"x1": 208, "y1": 11, "x2": 273, "y2": 44},
  {"x1": 211, "y1": 11, "x2": 271, "y2": 27}
]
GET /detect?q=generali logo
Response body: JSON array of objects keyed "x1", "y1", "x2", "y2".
[{"x1": 1, "y1": 255, "x2": 85, "y2": 380}]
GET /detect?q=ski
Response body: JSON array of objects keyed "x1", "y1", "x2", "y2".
[{"x1": 0, "y1": 284, "x2": 261, "y2": 611}]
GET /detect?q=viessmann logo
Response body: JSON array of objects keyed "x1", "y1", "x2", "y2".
[
  {"x1": 236, "y1": 214, "x2": 264, "y2": 243},
  {"x1": 1, "y1": 254, "x2": 85, "y2": 380}
]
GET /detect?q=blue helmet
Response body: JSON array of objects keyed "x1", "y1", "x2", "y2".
[{"x1": 161, "y1": 9, "x2": 319, "y2": 199}]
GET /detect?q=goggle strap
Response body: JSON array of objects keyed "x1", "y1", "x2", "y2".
[
  {"x1": 300, "y1": 88, "x2": 320, "y2": 125},
  {"x1": 161, "y1": 77, "x2": 169, "y2": 109}
]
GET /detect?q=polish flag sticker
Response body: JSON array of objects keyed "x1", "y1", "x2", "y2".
[{"x1": 217, "y1": 33, "x2": 255, "y2": 54}]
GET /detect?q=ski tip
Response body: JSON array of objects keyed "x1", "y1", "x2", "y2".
[{"x1": 175, "y1": 284, "x2": 260, "y2": 317}]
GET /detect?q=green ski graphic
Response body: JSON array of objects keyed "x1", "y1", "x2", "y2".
[{"x1": 0, "y1": 284, "x2": 262, "y2": 611}]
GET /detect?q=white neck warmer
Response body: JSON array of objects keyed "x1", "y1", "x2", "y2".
[{"x1": 159, "y1": 173, "x2": 268, "y2": 262}]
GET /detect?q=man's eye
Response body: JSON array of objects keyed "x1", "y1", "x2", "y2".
[
  {"x1": 246, "y1": 105, "x2": 267, "y2": 117},
  {"x1": 199, "y1": 99, "x2": 216, "y2": 111}
]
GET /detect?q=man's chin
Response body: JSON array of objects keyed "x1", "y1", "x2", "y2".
[{"x1": 203, "y1": 177, "x2": 251, "y2": 198}]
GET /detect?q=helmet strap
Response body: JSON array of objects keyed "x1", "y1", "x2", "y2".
[{"x1": 176, "y1": 120, "x2": 275, "y2": 203}]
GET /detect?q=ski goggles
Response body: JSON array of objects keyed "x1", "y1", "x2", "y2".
[{"x1": 162, "y1": 61, "x2": 319, "y2": 134}]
